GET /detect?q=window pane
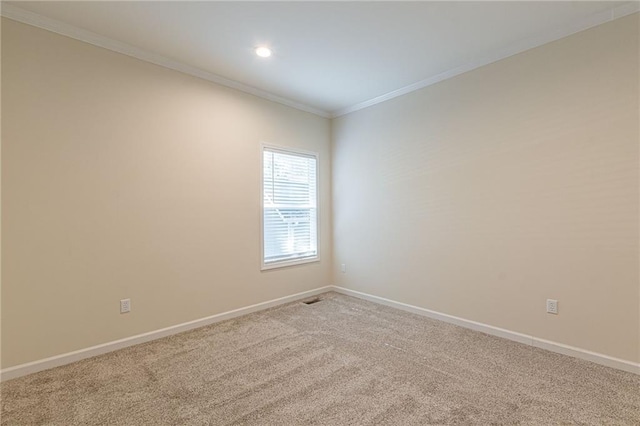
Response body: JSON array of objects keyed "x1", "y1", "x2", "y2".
[{"x1": 263, "y1": 148, "x2": 318, "y2": 265}]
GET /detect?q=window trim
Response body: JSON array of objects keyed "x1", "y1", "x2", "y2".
[{"x1": 260, "y1": 143, "x2": 320, "y2": 271}]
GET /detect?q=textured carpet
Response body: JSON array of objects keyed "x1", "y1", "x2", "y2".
[{"x1": 1, "y1": 291, "x2": 639, "y2": 425}]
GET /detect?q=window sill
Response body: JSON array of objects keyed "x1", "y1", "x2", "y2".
[{"x1": 261, "y1": 256, "x2": 320, "y2": 271}]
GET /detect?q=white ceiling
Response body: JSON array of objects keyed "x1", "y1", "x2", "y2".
[{"x1": 4, "y1": 1, "x2": 637, "y2": 116}]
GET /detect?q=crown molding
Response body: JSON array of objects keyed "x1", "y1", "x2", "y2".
[
  {"x1": 2, "y1": 3, "x2": 638, "y2": 121},
  {"x1": 0, "y1": 3, "x2": 332, "y2": 119},
  {"x1": 331, "y1": 2, "x2": 640, "y2": 118}
]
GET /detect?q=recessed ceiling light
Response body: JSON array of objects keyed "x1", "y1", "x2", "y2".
[{"x1": 255, "y1": 47, "x2": 272, "y2": 58}]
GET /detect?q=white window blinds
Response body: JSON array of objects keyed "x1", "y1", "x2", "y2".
[{"x1": 262, "y1": 147, "x2": 318, "y2": 267}]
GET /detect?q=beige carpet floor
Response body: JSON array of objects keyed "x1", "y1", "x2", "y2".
[{"x1": 1, "y1": 291, "x2": 639, "y2": 425}]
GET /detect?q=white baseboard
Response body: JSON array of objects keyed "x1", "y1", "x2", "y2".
[
  {"x1": 331, "y1": 286, "x2": 640, "y2": 375},
  {"x1": 3, "y1": 284, "x2": 637, "y2": 381},
  {"x1": 0, "y1": 286, "x2": 332, "y2": 382}
]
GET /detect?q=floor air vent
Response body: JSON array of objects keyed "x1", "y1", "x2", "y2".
[{"x1": 302, "y1": 297, "x2": 322, "y2": 305}]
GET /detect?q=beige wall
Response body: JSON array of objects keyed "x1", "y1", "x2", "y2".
[
  {"x1": 332, "y1": 15, "x2": 639, "y2": 363},
  {"x1": 2, "y1": 13, "x2": 639, "y2": 370},
  {"x1": 0, "y1": 16, "x2": 3, "y2": 370},
  {"x1": 1, "y1": 19, "x2": 331, "y2": 368}
]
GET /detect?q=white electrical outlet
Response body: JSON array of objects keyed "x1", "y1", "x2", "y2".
[
  {"x1": 120, "y1": 298, "x2": 131, "y2": 314},
  {"x1": 546, "y1": 299, "x2": 558, "y2": 315},
  {"x1": 341, "y1": 263, "x2": 346, "y2": 273}
]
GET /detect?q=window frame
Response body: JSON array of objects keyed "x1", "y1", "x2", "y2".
[{"x1": 260, "y1": 143, "x2": 320, "y2": 271}]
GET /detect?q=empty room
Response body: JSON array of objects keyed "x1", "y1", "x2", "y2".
[{"x1": 1, "y1": 1, "x2": 639, "y2": 424}]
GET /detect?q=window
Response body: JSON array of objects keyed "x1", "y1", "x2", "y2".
[{"x1": 262, "y1": 145, "x2": 318, "y2": 269}]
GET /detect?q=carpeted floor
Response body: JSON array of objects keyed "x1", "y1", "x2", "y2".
[{"x1": 1, "y1": 291, "x2": 639, "y2": 425}]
